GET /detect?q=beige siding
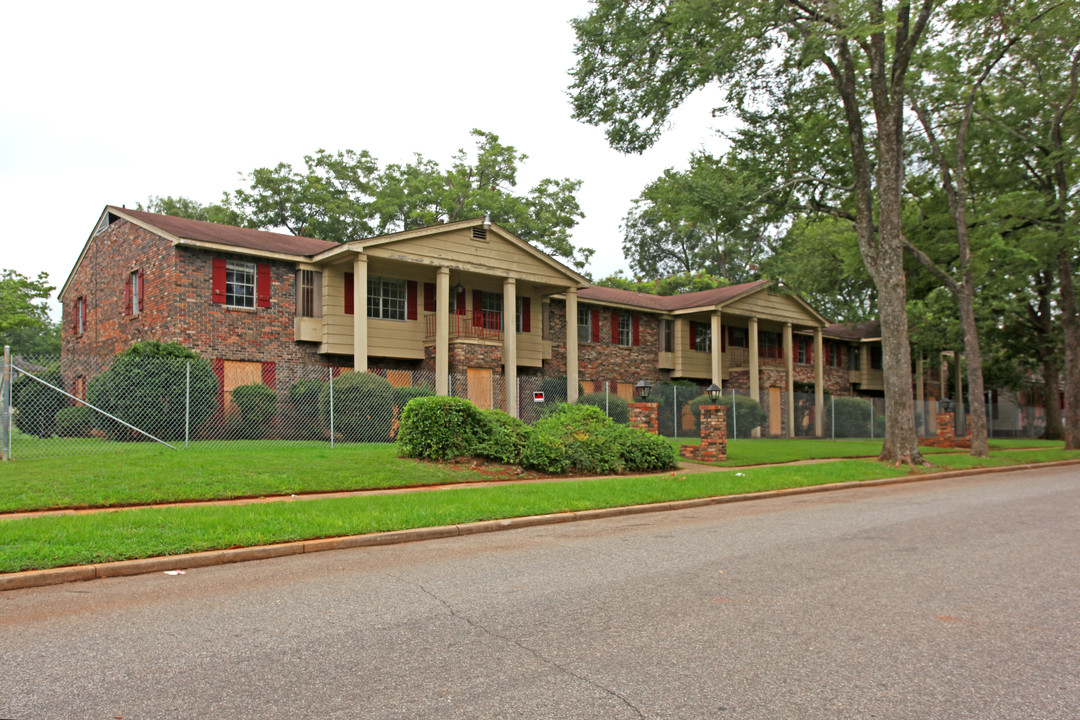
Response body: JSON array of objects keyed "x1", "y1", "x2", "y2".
[
  {"x1": 673, "y1": 318, "x2": 712, "y2": 379},
  {"x1": 364, "y1": 229, "x2": 570, "y2": 285},
  {"x1": 725, "y1": 290, "x2": 820, "y2": 325},
  {"x1": 320, "y1": 267, "x2": 351, "y2": 355}
]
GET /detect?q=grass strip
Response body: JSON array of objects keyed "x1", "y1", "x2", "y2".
[
  {"x1": 3, "y1": 449, "x2": 1077, "y2": 574},
  {"x1": 0, "y1": 442, "x2": 486, "y2": 512}
]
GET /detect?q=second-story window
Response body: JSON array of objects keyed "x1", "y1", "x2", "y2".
[
  {"x1": 368, "y1": 277, "x2": 406, "y2": 320},
  {"x1": 658, "y1": 318, "x2": 673, "y2": 352},
  {"x1": 479, "y1": 291, "x2": 503, "y2": 330},
  {"x1": 617, "y1": 312, "x2": 632, "y2": 346},
  {"x1": 226, "y1": 260, "x2": 256, "y2": 308},
  {"x1": 695, "y1": 323, "x2": 712, "y2": 353},
  {"x1": 295, "y1": 270, "x2": 322, "y2": 317},
  {"x1": 577, "y1": 306, "x2": 591, "y2": 343}
]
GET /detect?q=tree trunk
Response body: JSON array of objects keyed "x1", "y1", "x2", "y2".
[
  {"x1": 957, "y1": 284, "x2": 989, "y2": 456},
  {"x1": 1059, "y1": 252, "x2": 1080, "y2": 449},
  {"x1": 1041, "y1": 359, "x2": 1063, "y2": 440}
]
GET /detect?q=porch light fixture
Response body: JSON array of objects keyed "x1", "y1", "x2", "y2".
[
  {"x1": 634, "y1": 379, "x2": 652, "y2": 400},
  {"x1": 452, "y1": 271, "x2": 465, "y2": 297},
  {"x1": 707, "y1": 383, "x2": 722, "y2": 401}
]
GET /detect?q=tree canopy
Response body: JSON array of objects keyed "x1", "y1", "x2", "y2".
[{"x1": 0, "y1": 269, "x2": 59, "y2": 355}]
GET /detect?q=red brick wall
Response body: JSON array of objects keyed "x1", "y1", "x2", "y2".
[{"x1": 545, "y1": 300, "x2": 669, "y2": 383}]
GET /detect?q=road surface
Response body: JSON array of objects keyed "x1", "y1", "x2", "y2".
[{"x1": 1, "y1": 466, "x2": 1078, "y2": 719}]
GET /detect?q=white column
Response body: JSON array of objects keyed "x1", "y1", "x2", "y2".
[
  {"x1": 503, "y1": 278, "x2": 517, "y2": 418},
  {"x1": 566, "y1": 287, "x2": 580, "y2": 403},
  {"x1": 784, "y1": 322, "x2": 794, "y2": 438},
  {"x1": 436, "y1": 267, "x2": 449, "y2": 395},
  {"x1": 711, "y1": 310, "x2": 723, "y2": 387},
  {"x1": 814, "y1": 327, "x2": 824, "y2": 437},
  {"x1": 352, "y1": 253, "x2": 368, "y2": 373},
  {"x1": 749, "y1": 316, "x2": 760, "y2": 438}
]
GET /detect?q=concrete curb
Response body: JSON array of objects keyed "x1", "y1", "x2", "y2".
[{"x1": 3, "y1": 458, "x2": 1078, "y2": 592}]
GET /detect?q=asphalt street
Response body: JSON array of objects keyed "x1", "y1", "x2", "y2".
[{"x1": 1, "y1": 466, "x2": 1078, "y2": 719}]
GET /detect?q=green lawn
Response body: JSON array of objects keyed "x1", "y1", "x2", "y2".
[
  {"x1": 2, "y1": 448, "x2": 1077, "y2": 573},
  {"x1": 0, "y1": 441, "x2": 487, "y2": 513},
  {"x1": 670, "y1": 436, "x2": 1064, "y2": 466}
]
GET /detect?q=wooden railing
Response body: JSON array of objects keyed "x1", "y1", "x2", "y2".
[{"x1": 424, "y1": 312, "x2": 502, "y2": 341}]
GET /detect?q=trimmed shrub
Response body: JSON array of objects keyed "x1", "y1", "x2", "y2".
[
  {"x1": 576, "y1": 391, "x2": 630, "y2": 424},
  {"x1": 55, "y1": 405, "x2": 94, "y2": 438},
  {"x1": 395, "y1": 385, "x2": 435, "y2": 410},
  {"x1": 687, "y1": 393, "x2": 765, "y2": 439},
  {"x1": 617, "y1": 425, "x2": 678, "y2": 472},
  {"x1": 86, "y1": 342, "x2": 217, "y2": 441},
  {"x1": 285, "y1": 378, "x2": 324, "y2": 439},
  {"x1": 521, "y1": 404, "x2": 626, "y2": 474},
  {"x1": 318, "y1": 371, "x2": 396, "y2": 442},
  {"x1": 826, "y1": 396, "x2": 885, "y2": 438},
  {"x1": 398, "y1": 395, "x2": 489, "y2": 460},
  {"x1": 232, "y1": 383, "x2": 278, "y2": 438},
  {"x1": 474, "y1": 409, "x2": 532, "y2": 464},
  {"x1": 11, "y1": 364, "x2": 66, "y2": 437}
]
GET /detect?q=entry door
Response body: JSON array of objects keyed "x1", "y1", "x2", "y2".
[
  {"x1": 467, "y1": 368, "x2": 493, "y2": 410},
  {"x1": 769, "y1": 386, "x2": 782, "y2": 436}
]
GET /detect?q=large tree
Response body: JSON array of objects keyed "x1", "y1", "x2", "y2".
[
  {"x1": 0, "y1": 269, "x2": 59, "y2": 355},
  {"x1": 225, "y1": 130, "x2": 593, "y2": 271},
  {"x1": 571, "y1": 0, "x2": 936, "y2": 464}
]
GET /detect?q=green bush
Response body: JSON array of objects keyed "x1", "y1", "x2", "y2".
[
  {"x1": 538, "y1": 376, "x2": 583, "y2": 405},
  {"x1": 285, "y1": 378, "x2": 324, "y2": 439},
  {"x1": 826, "y1": 396, "x2": 885, "y2": 438},
  {"x1": 521, "y1": 404, "x2": 626, "y2": 474},
  {"x1": 11, "y1": 364, "x2": 66, "y2": 437},
  {"x1": 54, "y1": 405, "x2": 94, "y2": 438},
  {"x1": 474, "y1": 409, "x2": 532, "y2": 464},
  {"x1": 398, "y1": 395, "x2": 489, "y2": 460},
  {"x1": 617, "y1": 425, "x2": 678, "y2": 472},
  {"x1": 319, "y1": 371, "x2": 396, "y2": 442},
  {"x1": 687, "y1": 393, "x2": 765, "y2": 439},
  {"x1": 576, "y1": 391, "x2": 630, "y2": 424},
  {"x1": 395, "y1": 385, "x2": 435, "y2": 410},
  {"x1": 232, "y1": 383, "x2": 277, "y2": 438},
  {"x1": 86, "y1": 342, "x2": 217, "y2": 441}
]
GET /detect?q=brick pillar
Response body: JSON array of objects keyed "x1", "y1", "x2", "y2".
[
  {"x1": 937, "y1": 412, "x2": 955, "y2": 440},
  {"x1": 679, "y1": 404, "x2": 728, "y2": 462},
  {"x1": 629, "y1": 402, "x2": 659, "y2": 434}
]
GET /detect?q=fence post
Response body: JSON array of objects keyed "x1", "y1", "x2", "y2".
[
  {"x1": 605, "y1": 385, "x2": 610, "y2": 417},
  {"x1": 869, "y1": 397, "x2": 874, "y2": 439},
  {"x1": 831, "y1": 395, "x2": 835, "y2": 439},
  {"x1": 673, "y1": 385, "x2": 678, "y2": 440},
  {"x1": 731, "y1": 389, "x2": 737, "y2": 441},
  {"x1": 329, "y1": 366, "x2": 335, "y2": 449},
  {"x1": 1, "y1": 346, "x2": 10, "y2": 461},
  {"x1": 185, "y1": 361, "x2": 191, "y2": 449}
]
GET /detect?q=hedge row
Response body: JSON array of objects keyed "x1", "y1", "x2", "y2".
[{"x1": 398, "y1": 397, "x2": 677, "y2": 474}]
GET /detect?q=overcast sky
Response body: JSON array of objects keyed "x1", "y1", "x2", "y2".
[{"x1": 1, "y1": 0, "x2": 729, "y2": 317}]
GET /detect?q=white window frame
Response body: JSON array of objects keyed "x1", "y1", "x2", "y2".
[
  {"x1": 129, "y1": 269, "x2": 141, "y2": 316},
  {"x1": 577, "y1": 306, "x2": 591, "y2": 344},
  {"x1": 226, "y1": 260, "x2": 256, "y2": 309},
  {"x1": 617, "y1": 312, "x2": 632, "y2": 346},
  {"x1": 76, "y1": 296, "x2": 86, "y2": 335},
  {"x1": 695, "y1": 324, "x2": 712, "y2": 353},
  {"x1": 367, "y1": 277, "x2": 407, "y2": 320}
]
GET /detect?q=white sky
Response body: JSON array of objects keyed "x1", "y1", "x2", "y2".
[{"x1": 1, "y1": 0, "x2": 729, "y2": 318}]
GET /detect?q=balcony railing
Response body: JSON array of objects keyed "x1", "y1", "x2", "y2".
[{"x1": 424, "y1": 311, "x2": 502, "y2": 341}]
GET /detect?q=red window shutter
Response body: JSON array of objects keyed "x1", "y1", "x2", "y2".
[
  {"x1": 344, "y1": 273, "x2": 354, "y2": 315},
  {"x1": 212, "y1": 258, "x2": 226, "y2": 304},
  {"x1": 590, "y1": 308, "x2": 600, "y2": 342},
  {"x1": 473, "y1": 290, "x2": 484, "y2": 327},
  {"x1": 611, "y1": 310, "x2": 619, "y2": 343},
  {"x1": 689, "y1": 321, "x2": 697, "y2": 350},
  {"x1": 521, "y1": 297, "x2": 531, "y2": 333},
  {"x1": 632, "y1": 314, "x2": 640, "y2": 345},
  {"x1": 825, "y1": 342, "x2": 832, "y2": 366},
  {"x1": 609, "y1": 380, "x2": 618, "y2": 393},
  {"x1": 256, "y1": 263, "x2": 271, "y2": 308},
  {"x1": 124, "y1": 273, "x2": 132, "y2": 316},
  {"x1": 137, "y1": 267, "x2": 145, "y2": 312},
  {"x1": 406, "y1": 280, "x2": 418, "y2": 320},
  {"x1": 261, "y1": 361, "x2": 277, "y2": 390},
  {"x1": 593, "y1": 380, "x2": 602, "y2": 392},
  {"x1": 423, "y1": 283, "x2": 435, "y2": 312},
  {"x1": 721, "y1": 324, "x2": 726, "y2": 351},
  {"x1": 212, "y1": 358, "x2": 225, "y2": 415},
  {"x1": 777, "y1": 335, "x2": 783, "y2": 360},
  {"x1": 456, "y1": 288, "x2": 466, "y2": 315}
]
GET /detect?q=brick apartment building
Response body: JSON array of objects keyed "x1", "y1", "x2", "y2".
[{"x1": 59, "y1": 206, "x2": 944, "y2": 436}]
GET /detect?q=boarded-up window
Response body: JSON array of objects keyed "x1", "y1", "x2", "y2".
[{"x1": 222, "y1": 360, "x2": 263, "y2": 417}]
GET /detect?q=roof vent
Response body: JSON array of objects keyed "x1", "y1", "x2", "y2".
[{"x1": 472, "y1": 227, "x2": 488, "y2": 241}]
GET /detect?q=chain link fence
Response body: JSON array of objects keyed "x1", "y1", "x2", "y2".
[{"x1": 0, "y1": 349, "x2": 1054, "y2": 461}]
